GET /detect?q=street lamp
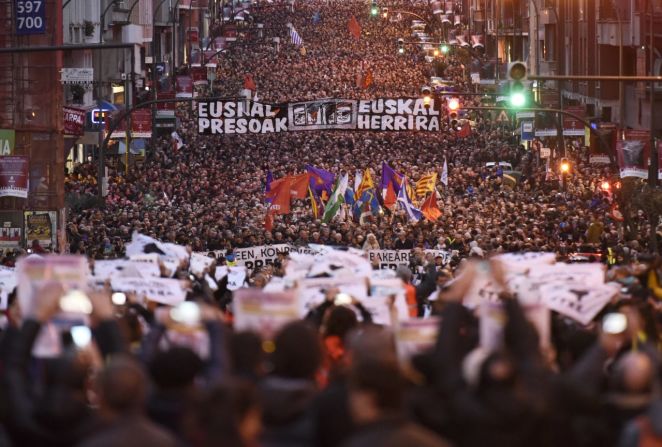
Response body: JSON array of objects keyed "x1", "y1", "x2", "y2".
[{"x1": 559, "y1": 157, "x2": 570, "y2": 192}]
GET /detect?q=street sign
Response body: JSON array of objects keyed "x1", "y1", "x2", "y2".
[
  {"x1": 0, "y1": 130, "x2": 15, "y2": 156},
  {"x1": 540, "y1": 147, "x2": 551, "y2": 158},
  {"x1": 15, "y1": 0, "x2": 46, "y2": 35},
  {"x1": 521, "y1": 121, "x2": 534, "y2": 141},
  {"x1": 60, "y1": 68, "x2": 94, "y2": 84},
  {"x1": 516, "y1": 111, "x2": 535, "y2": 120},
  {"x1": 495, "y1": 110, "x2": 509, "y2": 123}
]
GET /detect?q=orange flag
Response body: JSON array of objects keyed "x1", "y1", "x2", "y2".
[
  {"x1": 244, "y1": 74, "x2": 257, "y2": 91},
  {"x1": 348, "y1": 15, "x2": 361, "y2": 40},
  {"x1": 384, "y1": 182, "x2": 398, "y2": 209},
  {"x1": 265, "y1": 177, "x2": 292, "y2": 215},
  {"x1": 457, "y1": 122, "x2": 471, "y2": 138},
  {"x1": 289, "y1": 173, "x2": 310, "y2": 200},
  {"x1": 421, "y1": 193, "x2": 442, "y2": 221}
]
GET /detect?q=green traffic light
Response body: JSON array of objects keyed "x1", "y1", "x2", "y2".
[
  {"x1": 509, "y1": 91, "x2": 526, "y2": 108},
  {"x1": 440, "y1": 44, "x2": 449, "y2": 54},
  {"x1": 371, "y1": 6, "x2": 378, "y2": 15},
  {"x1": 398, "y1": 47, "x2": 404, "y2": 54}
]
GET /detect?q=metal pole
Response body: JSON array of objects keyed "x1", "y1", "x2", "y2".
[
  {"x1": 172, "y1": 0, "x2": 181, "y2": 79},
  {"x1": 648, "y1": 0, "x2": 656, "y2": 187},
  {"x1": 612, "y1": 0, "x2": 624, "y2": 128},
  {"x1": 152, "y1": 0, "x2": 170, "y2": 150}
]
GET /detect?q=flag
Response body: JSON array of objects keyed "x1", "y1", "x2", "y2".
[
  {"x1": 306, "y1": 165, "x2": 335, "y2": 197},
  {"x1": 355, "y1": 168, "x2": 374, "y2": 199},
  {"x1": 381, "y1": 162, "x2": 403, "y2": 208},
  {"x1": 415, "y1": 173, "x2": 437, "y2": 197},
  {"x1": 264, "y1": 212, "x2": 274, "y2": 231},
  {"x1": 457, "y1": 122, "x2": 471, "y2": 138},
  {"x1": 421, "y1": 193, "x2": 442, "y2": 221},
  {"x1": 289, "y1": 173, "x2": 310, "y2": 199},
  {"x1": 353, "y1": 189, "x2": 381, "y2": 220},
  {"x1": 265, "y1": 177, "x2": 291, "y2": 215},
  {"x1": 362, "y1": 69, "x2": 374, "y2": 89},
  {"x1": 348, "y1": 15, "x2": 361, "y2": 40},
  {"x1": 171, "y1": 131, "x2": 184, "y2": 150},
  {"x1": 290, "y1": 26, "x2": 304, "y2": 46},
  {"x1": 243, "y1": 74, "x2": 256, "y2": 91},
  {"x1": 397, "y1": 177, "x2": 423, "y2": 222},
  {"x1": 322, "y1": 174, "x2": 349, "y2": 223},
  {"x1": 440, "y1": 159, "x2": 448, "y2": 186},
  {"x1": 309, "y1": 186, "x2": 321, "y2": 219},
  {"x1": 265, "y1": 171, "x2": 274, "y2": 203},
  {"x1": 344, "y1": 186, "x2": 356, "y2": 208},
  {"x1": 354, "y1": 169, "x2": 363, "y2": 192}
]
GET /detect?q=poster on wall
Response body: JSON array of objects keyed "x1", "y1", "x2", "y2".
[
  {"x1": 0, "y1": 156, "x2": 29, "y2": 198},
  {"x1": 0, "y1": 211, "x2": 23, "y2": 248},
  {"x1": 24, "y1": 211, "x2": 57, "y2": 250}
]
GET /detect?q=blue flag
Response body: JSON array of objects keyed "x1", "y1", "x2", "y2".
[{"x1": 265, "y1": 171, "x2": 274, "y2": 204}]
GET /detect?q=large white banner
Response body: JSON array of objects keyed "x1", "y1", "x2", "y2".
[
  {"x1": 198, "y1": 98, "x2": 442, "y2": 134},
  {"x1": 110, "y1": 277, "x2": 187, "y2": 306}
]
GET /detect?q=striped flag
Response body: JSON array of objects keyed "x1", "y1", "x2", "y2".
[
  {"x1": 441, "y1": 159, "x2": 448, "y2": 186},
  {"x1": 322, "y1": 174, "x2": 349, "y2": 223},
  {"x1": 290, "y1": 26, "x2": 304, "y2": 46},
  {"x1": 415, "y1": 173, "x2": 437, "y2": 197}
]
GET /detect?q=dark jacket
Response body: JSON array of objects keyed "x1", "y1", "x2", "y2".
[
  {"x1": 259, "y1": 376, "x2": 317, "y2": 447},
  {"x1": 341, "y1": 415, "x2": 451, "y2": 447},
  {"x1": 3, "y1": 319, "x2": 125, "y2": 447},
  {"x1": 76, "y1": 414, "x2": 177, "y2": 447}
]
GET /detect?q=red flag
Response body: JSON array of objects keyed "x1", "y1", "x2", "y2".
[
  {"x1": 362, "y1": 69, "x2": 374, "y2": 89},
  {"x1": 244, "y1": 74, "x2": 257, "y2": 91},
  {"x1": 421, "y1": 193, "x2": 442, "y2": 221},
  {"x1": 265, "y1": 177, "x2": 291, "y2": 215},
  {"x1": 289, "y1": 173, "x2": 310, "y2": 200},
  {"x1": 384, "y1": 182, "x2": 397, "y2": 209},
  {"x1": 348, "y1": 15, "x2": 361, "y2": 40},
  {"x1": 264, "y1": 211, "x2": 274, "y2": 231},
  {"x1": 457, "y1": 122, "x2": 471, "y2": 138}
]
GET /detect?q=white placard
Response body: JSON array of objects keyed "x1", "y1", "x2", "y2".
[
  {"x1": 110, "y1": 277, "x2": 186, "y2": 306},
  {"x1": 16, "y1": 255, "x2": 89, "y2": 314},
  {"x1": 396, "y1": 317, "x2": 440, "y2": 362},
  {"x1": 539, "y1": 282, "x2": 618, "y2": 325},
  {"x1": 233, "y1": 289, "x2": 300, "y2": 339}
]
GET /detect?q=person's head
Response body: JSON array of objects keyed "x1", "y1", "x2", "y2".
[
  {"x1": 189, "y1": 381, "x2": 261, "y2": 447},
  {"x1": 395, "y1": 265, "x2": 412, "y2": 284},
  {"x1": 148, "y1": 347, "x2": 204, "y2": 390},
  {"x1": 611, "y1": 351, "x2": 656, "y2": 395},
  {"x1": 322, "y1": 305, "x2": 359, "y2": 340},
  {"x1": 95, "y1": 355, "x2": 147, "y2": 416},
  {"x1": 348, "y1": 355, "x2": 404, "y2": 425},
  {"x1": 271, "y1": 321, "x2": 321, "y2": 380},
  {"x1": 230, "y1": 331, "x2": 265, "y2": 380}
]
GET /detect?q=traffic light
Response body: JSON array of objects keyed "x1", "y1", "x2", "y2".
[
  {"x1": 440, "y1": 43, "x2": 450, "y2": 55},
  {"x1": 397, "y1": 38, "x2": 405, "y2": 54},
  {"x1": 371, "y1": 0, "x2": 378, "y2": 16},
  {"x1": 447, "y1": 97, "x2": 460, "y2": 129},
  {"x1": 381, "y1": 7, "x2": 388, "y2": 18},
  {"x1": 421, "y1": 86, "x2": 432, "y2": 108},
  {"x1": 507, "y1": 61, "x2": 528, "y2": 108}
]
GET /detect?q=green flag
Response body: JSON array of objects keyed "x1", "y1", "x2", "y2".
[{"x1": 322, "y1": 174, "x2": 348, "y2": 223}]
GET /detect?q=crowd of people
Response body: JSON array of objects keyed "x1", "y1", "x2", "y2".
[{"x1": 3, "y1": 0, "x2": 662, "y2": 446}]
